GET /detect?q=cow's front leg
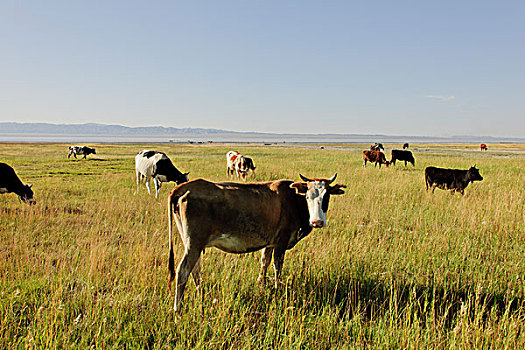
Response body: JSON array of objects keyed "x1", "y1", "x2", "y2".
[
  {"x1": 154, "y1": 178, "x2": 161, "y2": 198},
  {"x1": 145, "y1": 177, "x2": 152, "y2": 195},
  {"x1": 257, "y1": 247, "x2": 273, "y2": 284},
  {"x1": 272, "y1": 245, "x2": 286, "y2": 289}
]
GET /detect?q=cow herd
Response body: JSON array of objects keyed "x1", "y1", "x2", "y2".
[
  {"x1": 363, "y1": 143, "x2": 484, "y2": 195},
  {"x1": 0, "y1": 143, "x2": 486, "y2": 313}
]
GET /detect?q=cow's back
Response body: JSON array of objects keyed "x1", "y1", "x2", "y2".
[
  {"x1": 170, "y1": 179, "x2": 307, "y2": 252},
  {"x1": 0, "y1": 163, "x2": 18, "y2": 185},
  {"x1": 135, "y1": 151, "x2": 166, "y2": 175}
]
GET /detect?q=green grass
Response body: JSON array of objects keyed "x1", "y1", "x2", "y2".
[{"x1": 1, "y1": 142, "x2": 525, "y2": 349}]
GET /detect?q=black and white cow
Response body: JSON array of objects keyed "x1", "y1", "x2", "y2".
[
  {"x1": 68, "y1": 146, "x2": 96, "y2": 159},
  {"x1": 135, "y1": 150, "x2": 189, "y2": 198},
  {"x1": 0, "y1": 162, "x2": 36, "y2": 204}
]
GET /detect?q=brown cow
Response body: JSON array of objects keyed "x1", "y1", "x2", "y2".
[
  {"x1": 363, "y1": 150, "x2": 389, "y2": 168},
  {"x1": 167, "y1": 174, "x2": 346, "y2": 313},
  {"x1": 480, "y1": 144, "x2": 487, "y2": 151}
]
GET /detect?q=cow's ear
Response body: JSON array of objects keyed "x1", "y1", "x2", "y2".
[
  {"x1": 290, "y1": 182, "x2": 308, "y2": 194},
  {"x1": 330, "y1": 184, "x2": 346, "y2": 195}
]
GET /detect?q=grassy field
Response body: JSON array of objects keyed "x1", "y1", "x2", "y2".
[{"x1": 1, "y1": 142, "x2": 525, "y2": 349}]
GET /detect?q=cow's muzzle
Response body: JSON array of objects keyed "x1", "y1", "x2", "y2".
[{"x1": 310, "y1": 220, "x2": 324, "y2": 228}]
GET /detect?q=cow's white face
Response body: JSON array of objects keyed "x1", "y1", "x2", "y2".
[
  {"x1": 290, "y1": 174, "x2": 346, "y2": 229},
  {"x1": 305, "y1": 181, "x2": 328, "y2": 228}
]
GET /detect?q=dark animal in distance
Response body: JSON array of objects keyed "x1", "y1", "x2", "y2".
[
  {"x1": 68, "y1": 146, "x2": 96, "y2": 159},
  {"x1": 370, "y1": 143, "x2": 384, "y2": 151},
  {"x1": 167, "y1": 173, "x2": 346, "y2": 313},
  {"x1": 0, "y1": 162, "x2": 36, "y2": 204},
  {"x1": 480, "y1": 144, "x2": 487, "y2": 151},
  {"x1": 391, "y1": 150, "x2": 415, "y2": 167},
  {"x1": 403, "y1": 143, "x2": 409, "y2": 149},
  {"x1": 363, "y1": 150, "x2": 389, "y2": 168},
  {"x1": 425, "y1": 166, "x2": 483, "y2": 195},
  {"x1": 244, "y1": 157, "x2": 256, "y2": 176},
  {"x1": 135, "y1": 150, "x2": 189, "y2": 198}
]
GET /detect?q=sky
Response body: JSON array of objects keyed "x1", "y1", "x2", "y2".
[{"x1": 1, "y1": 1, "x2": 524, "y2": 137}]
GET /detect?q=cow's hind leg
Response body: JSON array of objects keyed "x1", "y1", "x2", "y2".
[
  {"x1": 257, "y1": 247, "x2": 273, "y2": 284},
  {"x1": 134, "y1": 172, "x2": 141, "y2": 194},
  {"x1": 174, "y1": 249, "x2": 201, "y2": 313},
  {"x1": 191, "y1": 255, "x2": 202, "y2": 287}
]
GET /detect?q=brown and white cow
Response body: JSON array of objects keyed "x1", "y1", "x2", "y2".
[
  {"x1": 167, "y1": 173, "x2": 346, "y2": 312},
  {"x1": 363, "y1": 150, "x2": 389, "y2": 168},
  {"x1": 226, "y1": 151, "x2": 252, "y2": 180}
]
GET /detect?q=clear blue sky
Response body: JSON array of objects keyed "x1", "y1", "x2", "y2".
[{"x1": 1, "y1": 1, "x2": 523, "y2": 137}]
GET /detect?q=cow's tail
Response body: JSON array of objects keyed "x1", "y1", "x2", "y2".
[{"x1": 168, "y1": 193, "x2": 178, "y2": 293}]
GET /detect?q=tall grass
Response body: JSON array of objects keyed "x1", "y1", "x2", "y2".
[{"x1": 1, "y1": 143, "x2": 525, "y2": 348}]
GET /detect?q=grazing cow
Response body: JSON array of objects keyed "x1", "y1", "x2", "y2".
[
  {"x1": 226, "y1": 151, "x2": 254, "y2": 180},
  {"x1": 391, "y1": 150, "x2": 415, "y2": 167},
  {"x1": 0, "y1": 163, "x2": 35, "y2": 204},
  {"x1": 425, "y1": 166, "x2": 483, "y2": 195},
  {"x1": 167, "y1": 173, "x2": 346, "y2": 312},
  {"x1": 226, "y1": 151, "x2": 240, "y2": 179},
  {"x1": 480, "y1": 144, "x2": 488, "y2": 151},
  {"x1": 370, "y1": 143, "x2": 384, "y2": 151},
  {"x1": 135, "y1": 150, "x2": 189, "y2": 198},
  {"x1": 363, "y1": 150, "x2": 389, "y2": 168},
  {"x1": 403, "y1": 143, "x2": 409, "y2": 149},
  {"x1": 68, "y1": 146, "x2": 96, "y2": 159}
]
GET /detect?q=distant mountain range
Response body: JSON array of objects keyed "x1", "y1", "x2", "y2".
[
  {"x1": 0, "y1": 122, "x2": 233, "y2": 135},
  {"x1": 0, "y1": 122, "x2": 523, "y2": 143}
]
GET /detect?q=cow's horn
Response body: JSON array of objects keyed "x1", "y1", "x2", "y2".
[
  {"x1": 327, "y1": 173, "x2": 337, "y2": 184},
  {"x1": 299, "y1": 174, "x2": 312, "y2": 182},
  {"x1": 184, "y1": 172, "x2": 190, "y2": 176}
]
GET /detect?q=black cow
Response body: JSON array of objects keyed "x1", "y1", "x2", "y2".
[
  {"x1": 403, "y1": 143, "x2": 409, "y2": 149},
  {"x1": 244, "y1": 157, "x2": 256, "y2": 175},
  {"x1": 391, "y1": 150, "x2": 415, "y2": 167},
  {"x1": 0, "y1": 163, "x2": 36, "y2": 204},
  {"x1": 425, "y1": 166, "x2": 483, "y2": 195},
  {"x1": 370, "y1": 143, "x2": 384, "y2": 151},
  {"x1": 68, "y1": 146, "x2": 96, "y2": 159}
]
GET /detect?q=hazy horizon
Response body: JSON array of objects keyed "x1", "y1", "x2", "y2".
[{"x1": 1, "y1": 2, "x2": 524, "y2": 137}]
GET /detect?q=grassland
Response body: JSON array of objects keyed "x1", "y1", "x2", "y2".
[{"x1": 1, "y1": 142, "x2": 525, "y2": 349}]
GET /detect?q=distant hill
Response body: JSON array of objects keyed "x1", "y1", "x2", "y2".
[
  {"x1": 0, "y1": 122, "x2": 235, "y2": 135},
  {"x1": 0, "y1": 122, "x2": 523, "y2": 143}
]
